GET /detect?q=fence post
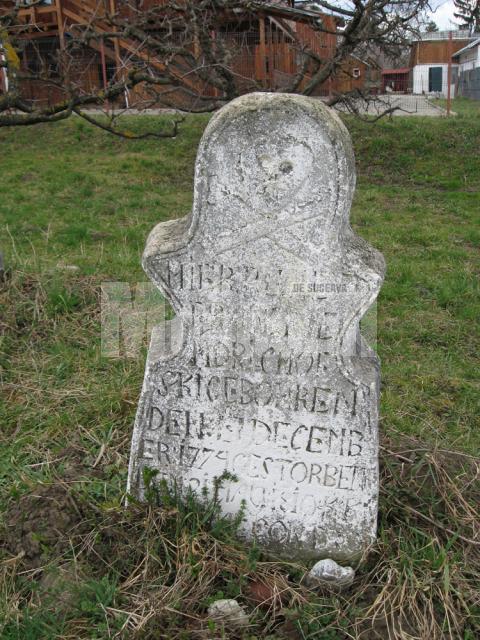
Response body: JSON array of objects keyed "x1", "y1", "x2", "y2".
[
  {"x1": 259, "y1": 14, "x2": 266, "y2": 86},
  {"x1": 447, "y1": 30, "x2": 452, "y2": 116}
]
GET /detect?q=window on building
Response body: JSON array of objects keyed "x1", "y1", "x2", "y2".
[{"x1": 352, "y1": 67, "x2": 361, "y2": 78}]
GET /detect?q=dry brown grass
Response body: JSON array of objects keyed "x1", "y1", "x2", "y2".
[{"x1": 0, "y1": 431, "x2": 478, "y2": 640}]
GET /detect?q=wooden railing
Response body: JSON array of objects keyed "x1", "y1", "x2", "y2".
[
  {"x1": 5, "y1": 0, "x2": 319, "y2": 94},
  {"x1": 9, "y1": 1, "x2": 59, "y2": 35}
]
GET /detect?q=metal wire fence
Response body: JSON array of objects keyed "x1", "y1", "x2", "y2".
[{"x1": 458, "y1": 68, "x2": 480, "y2": 101}]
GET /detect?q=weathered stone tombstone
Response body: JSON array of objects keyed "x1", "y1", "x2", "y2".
[{"x1": 128, "y1": 93, "x2": 385, "y2": 562}]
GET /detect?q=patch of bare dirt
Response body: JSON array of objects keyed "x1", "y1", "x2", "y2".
[
  {"x1": 0, "y1": 448, "x2": 97, "y2": 570},
  {"x1": 1, "y1": 480, "x2": 89, "y2": 570}
]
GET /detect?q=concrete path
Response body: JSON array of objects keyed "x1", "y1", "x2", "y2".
[
  {"x1": 333, "y1": 94, "x2": 450, "y2": 117},
  {"x1": 81, "y1": 94, "x2": 450, "y2": 118}
]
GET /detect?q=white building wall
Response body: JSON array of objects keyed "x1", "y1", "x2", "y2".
[
  {"x1": 459, "y1": 60, "x2": 475, "y2": 72},
  {"x1": 412, "y1": 63, "x2": 457, "y2": 97},
  {"x1": 458, "y1": 46, "x2": 480, "y2": 73}
]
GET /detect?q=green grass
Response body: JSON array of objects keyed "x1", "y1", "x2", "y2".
[
  {"x1": 347, "y1": 109, "x2": 480, "y2": 452},
  {"x1": 3, "y1": 109, "x2": 477, "y2": 455},
  {"x1": 0, "y1": 106, "x2": 479, "y2": 639},
  {"x1": 433, "y1": 96, "x2": 480, "y2": 117}
]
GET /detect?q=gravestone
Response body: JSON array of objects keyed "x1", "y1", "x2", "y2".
[{"x1": 128, "y1": 93, "x2": 385, "y2": 561}]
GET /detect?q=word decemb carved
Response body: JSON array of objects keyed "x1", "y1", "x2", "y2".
[{"x1": 128, "y1": 93, "x2": 385, "y2": 560}]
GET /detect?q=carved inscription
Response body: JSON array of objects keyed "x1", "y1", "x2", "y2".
[
  {"x1": 128, "y1": 93, "x2": 385, "y2": 561},
  {"x1": 145, "y1": 371, "x2": 365, "y2": 414}
]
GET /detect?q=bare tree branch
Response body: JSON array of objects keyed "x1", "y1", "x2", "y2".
[{"x1": 0, "y1": 0, "x2": 431, "y2": 131}]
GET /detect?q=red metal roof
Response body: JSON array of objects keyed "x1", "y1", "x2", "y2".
[{"x1": 381, "y1": 68, "x2": 410, "y2": 75}]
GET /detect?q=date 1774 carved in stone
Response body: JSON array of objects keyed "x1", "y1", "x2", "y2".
[{"x1": 128, "y1": 93, "x2": 386, "y2": 561}]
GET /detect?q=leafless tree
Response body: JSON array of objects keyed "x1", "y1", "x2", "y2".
[
  {"x1": 0, "y1": 0, "x2": 431, "y2": 134},
  {"x1": 454, "y1": 0, "x2": 480, "y2": 32}
]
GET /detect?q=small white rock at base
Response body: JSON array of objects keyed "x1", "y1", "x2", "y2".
[
  {"x1": 207, "y1": 599, "x2": 249, "y2": 628},
  {"x1": 56, "y1": 262, "x2": 80, "y2": 271},
  {"x1": 304, "y1": 559, "x2": 355, "y2": 590}
]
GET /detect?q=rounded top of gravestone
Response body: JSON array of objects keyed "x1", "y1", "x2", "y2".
[{"x1": 190, "y1": 92, "x2": 356, "y2": 258}]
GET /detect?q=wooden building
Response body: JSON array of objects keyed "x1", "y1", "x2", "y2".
[
  {"x1": 381, "y1": 68, "x2": 410, "y2": 93},
  {"x1": 409, "y1": 30, "x2": 478, "y2": 97},
  {"x1": 330, "y1": 54, "x2": 380, "y2": 95},
  {"x1": 0, "y1": 0, "x2": 376, "y2": 106}
]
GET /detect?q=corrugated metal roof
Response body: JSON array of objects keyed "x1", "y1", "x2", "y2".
[
  {"x1": 382, "y1": 68, "x2": 410, "y2": 75},
  {"x1": 452, "y1": 37, "x2": 480, "y2": 58}
]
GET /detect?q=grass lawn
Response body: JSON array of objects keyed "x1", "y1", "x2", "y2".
[
  {"x1": 433, "y1": 96, "x2": 480, "y2": 117},
  {"x1": 0, "y1": 98, "x2": 479, "y2": 639}
]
